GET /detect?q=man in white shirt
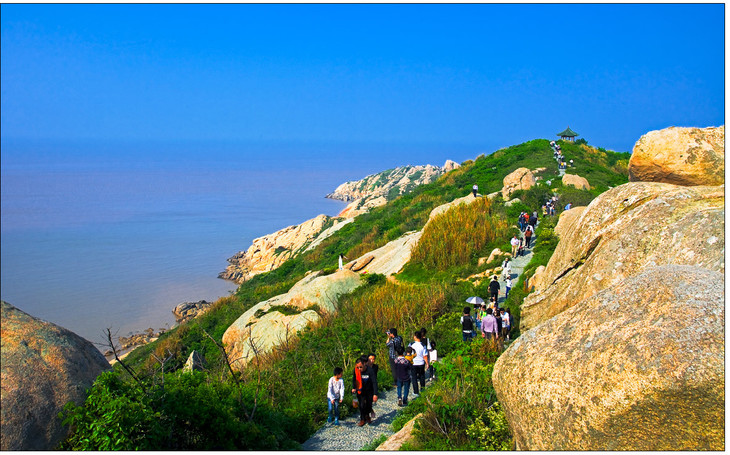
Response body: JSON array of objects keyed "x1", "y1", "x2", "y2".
[{"x1": 510, "y1": 235, "x2": 521, "y2": 257}]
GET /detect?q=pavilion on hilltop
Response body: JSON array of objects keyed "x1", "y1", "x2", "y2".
[{"x1": 557, "y1": 127, "x2": 579, "y2": 141}]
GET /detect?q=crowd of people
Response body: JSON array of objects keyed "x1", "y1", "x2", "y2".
[{"x1": 326, "y1": 327, "x2": 437, "y2": 427}]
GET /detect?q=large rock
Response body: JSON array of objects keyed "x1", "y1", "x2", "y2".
[
  {"x1": 173, "y1": 300, "x2": 213, "y2": 324},
  {"x1": 376, "y1": 413, "x2": 423, "y2": 451},
  {"x1": 493, "y1": 266, "x2": 724, "y2": 451},
  {"x1": 629, "y1": 125, "x2": 724, "y2": 186},
  {"x1": 222, "y1": 270, "x2": 362, "y2": 370},
  {"x1": 553, "y1": 206, "x2": 585, "y2": 238},
  {"x1": 219, "y1": 214, "x2": 332, "y2": 284},
  {"x1": 520, "y1": 182, "x2": 724, "y2": 330},
  {"x1": 427, "y1": 194, "x2": 480, "y2": 221},
  {"x1": 501, "y1": 168, "x2": 536, "y2": 199},
  {"x1": 561, "y1": 173, "x2": 590, "y2": 190},
  {"x1": 345, "y1": 231, "x2": 423, "y2": 276},
  {"x1": 1, "y1": 301, "x2": 111, "y2": 450}
]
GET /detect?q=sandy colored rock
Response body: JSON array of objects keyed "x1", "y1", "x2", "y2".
[
  {"x1": 521, "y1": 182, "x2": 724, "y2": 330},
  {"x1": 222, "y1": 270, "x2": 362, "y2": 370},
  {"x1": 561, "y1": 173, "x2": 591, "y2": 190},
  {"x1": 220, "y1": 214, "x2": 331, "y2": 284},
  {"x1": 501, "y1": 168, "x2": 536, "y2": 199},
  {"x1": 442, "y1": 159, "x2": 460, "y2": 172},
  {"x1": 629, "y1": 125, "x2": 724, "y2": 186},
  {"x1": 346, "y1": 231, "x2": 423, "y2": 276},
  {"x1": 486, "y1": 248, "x2": 507, "y2": 265},
  {"x1": 494, "y1": 266, "x2": 724, "y2": 451},
  {"x1": 504, "y1": 197, "x2": 521, "y2": 207},
  {"x1": 553, "y1": 206, "x2": 586, "y2": 238},
  {"x1": 305, "y1": 217, "x2": 354, "y2": 252},
  {"x1": 528, "y1": 265, "x2": 547, "y2": 292},
  {"x1": 376, "y1": 413, "x2": 423, "y2": 451},
  {"x1": 1, "y1": 301, "x2": 111, "y2": 450}
]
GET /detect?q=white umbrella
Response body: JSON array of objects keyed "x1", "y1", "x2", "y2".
[{"x1": 465, "y1": 296, "x2": 484, "y2": 305}]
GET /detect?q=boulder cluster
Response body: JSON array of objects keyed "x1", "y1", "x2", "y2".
[{"x1": 493, "y1": 125, "x2": 725, "y2": 450}]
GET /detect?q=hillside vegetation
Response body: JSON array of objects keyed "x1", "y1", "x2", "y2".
[{"x1": 60, "y1": 139, "x2": 629, "y2": 450}]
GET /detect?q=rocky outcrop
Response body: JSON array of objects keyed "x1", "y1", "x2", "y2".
[
  {"x1": 173, "y1": 300, "x2": 214, "y2": 324},
  {"x1": 305, "y1": 217, "x2": 354, "y2": 252},
  {"x1": 183, "y1": 350, "x2": 205, "y2": 373},
  {"x1": 520, "y1": 182, "x2": 724, "y2": 330},
  {"x1": 501, "y1": 168, "x2": 536, "y2": 199},
  {"x1": 345, "y1": 231, "x2": 423, "y2": 276},
  {"x1": 1, "y1": 301, "x2": 111, "y2": 450},
  {"x1": 219, "y1": 214, "x2": 333, "y2": 284},
  {"x1": 553, "y1": 206, "x2": 585, "y2": 238},
  {"x1": 428, "y1": 194, "x2": 480, "y2": 220},
  {"x1": 222, "y1": 270, "x2": 362, "y2": 370},
  {"x1": 561, "y1": 173, "x2": 590, "y2": 190},
  {"x1": 629, "y1": 125, "x2": 724, "y2": 186},
  {"x1": 327, "y1": 162, "x2": 458, "y2": 218},
  {"x1": 376, "y1": 413, "x2": 424, "y2": 451},
  {"x1": 493, "y1": 266, "x2": 724, "y2": 451}
]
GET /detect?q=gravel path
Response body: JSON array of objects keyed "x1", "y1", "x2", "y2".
[{"x1": 301, "y1": 384, "x2": 431, "y2": 451}]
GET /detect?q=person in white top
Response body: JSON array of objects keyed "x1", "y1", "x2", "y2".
[
  {"x1": 327, "y1": 367, "x2": 344, "y2": 425},
  {"x1": 510, "y1": 235, "x2": 521, "y2": 257},
  {"x1": 410, "y1": 331, "x2": 430, "y2": 395},
  {"x1": 472, "y1": 184, "x2": 478, "y2": 198}
]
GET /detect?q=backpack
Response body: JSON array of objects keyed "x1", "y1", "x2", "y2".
[{"x1": 461, "y1": 315, "x2": 474, "y2": 331}]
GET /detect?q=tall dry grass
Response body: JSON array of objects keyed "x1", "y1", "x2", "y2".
[{"x1": 411, "y1": 196, "x2": 510, "y2": 270}]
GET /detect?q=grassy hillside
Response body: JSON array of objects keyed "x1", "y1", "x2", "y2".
[{"x1": 60, "y1": 139, "x2": 629, "y2": 450}]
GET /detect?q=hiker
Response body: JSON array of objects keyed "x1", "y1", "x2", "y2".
[
  {"x1": 352, "y1": 355, "x2": 378, "y2": 426},
  {"x1": 420, "y1": 327, "x2": 436, "y2": 382},
  {"x1": 524, "y1": 225, "x2": 533, "y2": 249},
  {"x1": 500, "y1": 309, "x2": 511, "y2": 340},
  {"x1": 481, "y1": 308, "x2": 498, "y2": 339},
  {"x1": 488, "y1": 276, "x2": 500, "y2": 305},
  {"x1": 327, "y1": 367, "x2": 344, "y2": 425},
  {"x1": 367, "y1": 354, "x2": 379, "y2": 420},
  {"x1": 338, "y1": 254, "x2": 348, "y2": 270},
  {"x1": 404, "y1": 345, "x2": 415, "y2": 364},
  {"x1": 510, "y1": 235, "x2": 521, "y2": 257},
  {"x1": 505, "y1": 276, "x2": 512, "y2": 299},
  {"x1": 501, "y1": 258, "x2": 512, "y2": 280},
  {"x1": 394, "y1": 345, "x2": 412, "y2": 406},
  {"x1": 386, "y1": 328, "x2": 404, "y2": 386},
  {"x1": 565, "y1": 202, "x2": 572, "y2": 210},
  {"x1": 478, "y1": 304, "x2": 488, "y2": 330},
  {"x1": 461, "y1": 306, "x2": 475, "y2": 342},
  {"x1": 472, "y1": 184, "x2": 478, "y2": 198},
  {"x1": 410, "y1": 331, "x2": 429, "y2": 396},
  {"x1": 529, "y1": 212, "x2": 538, "y2": 229},
  {"x1": 505, "y1": 309, "x2": 514, "y2": 340},
  {"x1": 495, "y1": 308, "x2": 503, "y2": 338},
  {"x1": 518, "y1": 212, "x2": 525, "y2": 231}
]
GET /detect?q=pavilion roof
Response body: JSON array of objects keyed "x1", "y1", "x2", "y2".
[{"x1": 557, "y1": 126, "x2": 579, "y2": 137}]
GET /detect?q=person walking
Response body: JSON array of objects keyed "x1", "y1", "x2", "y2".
[
  {"x1": 505, "y1": 276, "x2": 512, "y2": 299},
  {"x1": 410, "y1": 331, "x2": 429, "y2": 396},
  {"x1": 352, "y1": 355, "x2": 378, "y2": 426},
  {"x1": 488, "y1": 275, "x2": 500, "y2": 305},
  {"x1": 338, "y1": 254, "x2": 348, "y2": 270},
  {"x1": 327, "y1": 367, "x2": 344, "y2": 425},
  {"x1": 385, "y1": 328, "x2": 404, "y2": 386},
  {"x1": 500, "y1": 309, "x2": 511, "y2": 341},
  {"x1": 481, "y1": 308, "x2": 498, "y2": 340},
  {"x1": 472, "y1": 184, "x2": 478, "y2": 198},
  {"x1": 524, "y1": 225, "x2": 533, "y2": 249},
  {"x1": 394, "y1": 346, "x2": 412, "y2": 406},
  {"x1": 460, "y1": 306, "x2": 475, "y2": 342},
  {"x1": 420, "y1": 327, "x2": 436, "y2": 382},
  {"x1": 510, "y1": 235, "x2": 521, "y2": 257}
]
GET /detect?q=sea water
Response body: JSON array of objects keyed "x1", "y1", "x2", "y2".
[{"x1": 1, "y1": 139, "x2": 479, "y2": 349}]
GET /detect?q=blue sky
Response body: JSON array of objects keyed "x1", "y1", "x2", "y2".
[{"x1": 1, "y1": 4, "x2": 725, "y2": 153}]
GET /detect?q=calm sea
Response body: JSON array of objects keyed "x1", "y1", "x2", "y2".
[{"x1": 1, "y1": 139, "x2": 480, "y2": 349}]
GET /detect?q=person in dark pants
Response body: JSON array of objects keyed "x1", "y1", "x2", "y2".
[
  {"x1": 351, "y1": 355, "x2": 378, "y2": 426},
  {"x1": 461, "y1": 307, "x2": 475, "y2": 342},
  {"x1": 385, "y1": 328, "x2": 403, "y2": 386},
  {"x1": 488, "y1": 276, "x2": 500, "y2": 306},
  {"x1": 410, "y1": 331, "x2": 429, "y2": 396}
]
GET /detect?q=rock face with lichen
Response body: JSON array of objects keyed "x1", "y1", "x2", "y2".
[
  {"x1": 493, "y1": 266, "x2": 724, "y2": 451},
  {"x1": 222, "y1": 270, "x2": 363, "y2": 370},
  {"x1": 629, "y1": 125, "x2": 724, "y2": 186},
  {"x1": 561, "y1": 173, "x2": 591, "y2": 190},
  {"x1": 501, "y1": 167, "x2": 536, "y2": 199},
  {"x1": 520, "y1": 181, "x2": 723, "y2": 330},
  {"x1": 1, "y1": 301, "x2": 111, "y2": 450}
]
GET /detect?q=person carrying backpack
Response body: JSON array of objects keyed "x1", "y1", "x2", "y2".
[
  {"x1": 524, "y1": 225, "x2": 533, "y2": 249},
  {"x1": 460, "y1": 307, "x2": 475, "y2": 342},
  {"x1": 488, "y1": 276, "x2": 501, "y2": 307}
]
